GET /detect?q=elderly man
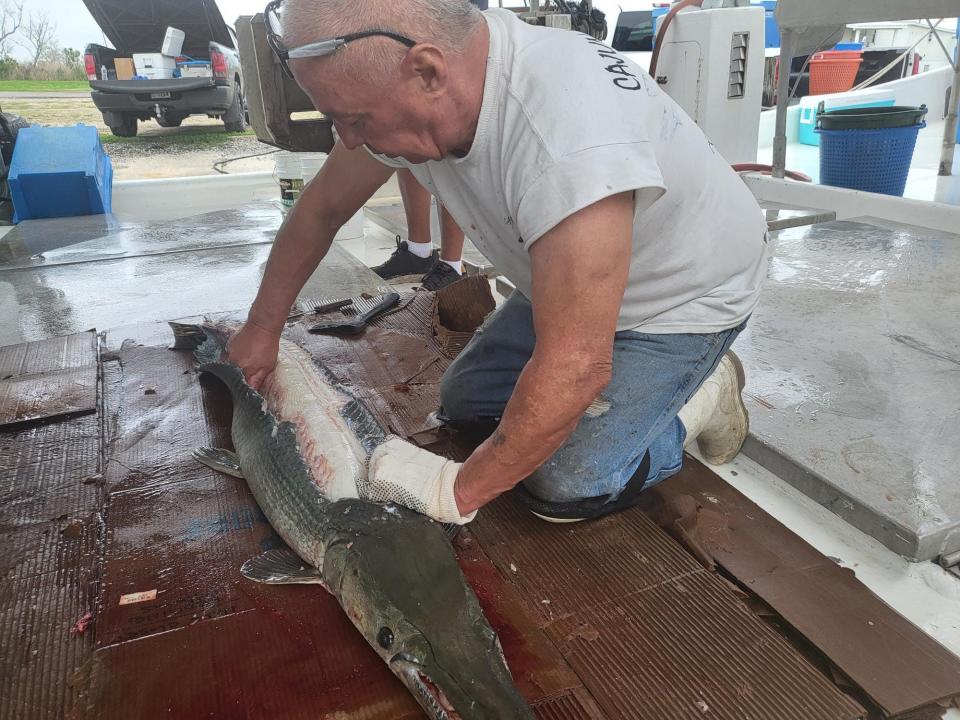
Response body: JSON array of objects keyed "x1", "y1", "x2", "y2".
[{"x1": 229, "y1": 0, "x2": 768, "y2": 524}]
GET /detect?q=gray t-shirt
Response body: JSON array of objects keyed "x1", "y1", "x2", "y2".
[{"x1": 371, "y1": 9, "x2": 768, "y2": 333}]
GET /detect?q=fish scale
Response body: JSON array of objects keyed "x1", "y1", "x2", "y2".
[{"x1": 201, "y1": 360, "x2": 333, "y2": 563}]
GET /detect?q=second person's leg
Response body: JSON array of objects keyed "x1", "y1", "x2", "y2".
[
  {"x1": 421, "y1": 203, "x2": 467, "y2": 290},
  {"x1": 372, "y1": 169, "x2": 438, "y2": 280}
]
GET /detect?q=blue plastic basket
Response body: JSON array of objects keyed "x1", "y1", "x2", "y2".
[
  {"x1": 816, "y1": 122, "x2": 925, "y2": 196},
  {"x1": 8, "y1": 125, "x2": 113, "y2": 222}
]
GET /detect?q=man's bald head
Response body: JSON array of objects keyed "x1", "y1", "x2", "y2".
[{"x1": 281, "y1": 0, "x2": 482, "y2": 85}]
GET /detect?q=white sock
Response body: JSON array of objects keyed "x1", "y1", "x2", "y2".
[
  {"x1": 406, "y1": 239, "x2": 433, "y2": 258},
  {"x1": 440, "y1": 258, "x2": 462, "y2": 274}
]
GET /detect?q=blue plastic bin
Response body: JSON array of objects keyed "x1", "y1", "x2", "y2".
[
  {"x1": 8, "y1": 125, "x2": 113, "y2": 222},
  {"x1": 763, "y1": 11, "x2": 781, "y2": 49},
  {"x1": 651, "y1": 6, "x2": 669, "y2": 45},
  {"x1": 816, "y1": 122, "x2": 925, "y2": 196}
]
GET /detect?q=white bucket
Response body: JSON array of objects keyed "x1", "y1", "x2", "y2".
[
  {"x1": 297, "y1": 151, "x2": 363, "y2": 239},
  {"x1": 278, "y1": 151, "x2": 363, "y2": 238},
  {"x1": 299, "y1": 152, "x2": 326, "y2": 184},
  {"x1": 274, "y1": 152, "x2": 303, "y2": 207}
]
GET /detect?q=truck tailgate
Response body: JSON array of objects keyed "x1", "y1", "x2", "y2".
[{"x1": 90, "y1": 78, "x2": 215, "y2": 94}]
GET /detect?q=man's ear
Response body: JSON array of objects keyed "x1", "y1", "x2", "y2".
[{"x1": 403, "y1": 44, "x2": 448, "y2": 95}]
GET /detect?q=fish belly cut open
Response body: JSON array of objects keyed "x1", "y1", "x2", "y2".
[{"x1": 258, "y1": 338, "x2": 369, "y2": 500}]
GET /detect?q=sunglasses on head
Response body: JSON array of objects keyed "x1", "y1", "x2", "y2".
[{"x1": 264, "y1": 0, "x2": 418, "y2": 79}]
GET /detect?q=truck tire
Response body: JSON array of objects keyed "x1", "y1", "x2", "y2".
[
  {"x1": 0, "y1": 111, "x2": 30, "y2": 166},
  {"x1": 109, "y1": 114, "x2": 138, "y2": 138},
  {"x1": 223, "y1": 83, "x2": 247, "y2": 133}
]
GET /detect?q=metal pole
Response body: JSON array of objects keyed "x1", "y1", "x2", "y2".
[
  {"x1": 939, "y1": 54, "x2": 960, "y2": 176},
  {"x1": 925, "y1": 19, "x2": 956, "y2": 70},
  {"x1": 771, "y1": 29, "x2": 796, "y2": 179}
]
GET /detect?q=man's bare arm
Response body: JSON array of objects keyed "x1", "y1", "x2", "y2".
[
  {"x1": 228, "y1": 143, "x2": 393, "y2": 387},
  {"x1": 248, "y1": 143, "x2": 393, "y2": 332},
  {"x1": 454, "y1": 191, "x2": 635, "y2": 512}
]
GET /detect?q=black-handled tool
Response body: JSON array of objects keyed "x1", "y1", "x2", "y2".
[{"x1": 308, "y1": 292, "x2": 400, "y2": 335}]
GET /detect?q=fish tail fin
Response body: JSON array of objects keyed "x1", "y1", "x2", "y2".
[
  {"x1": 168, "y1": 322, "x2": 208, "y2": 351},
  {"x1": 169, "y1": 322, "x2": 224, "y2": 365}
]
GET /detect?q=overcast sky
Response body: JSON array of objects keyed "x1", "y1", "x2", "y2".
[
  {"x1": 12, "y1": 1, "x2": 960, "y2": 60},
  {"x1": 9, "y1": 0, "x2": 266, "y2": 58}
]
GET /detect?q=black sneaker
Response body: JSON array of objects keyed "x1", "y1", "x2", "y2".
[
  {"x1": 371, "y1": 236, "x2": 438, "y2": 281},
  {"x1": 518, "y1": 452, "x2": 651, "y2": 523},
  {"x1": 419, "y1": 259, "x2": 462, "y2": 291}
]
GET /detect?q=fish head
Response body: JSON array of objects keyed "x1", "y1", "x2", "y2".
[{"x1": 327, "y1": 503, "x2": 533, "y2": 720}]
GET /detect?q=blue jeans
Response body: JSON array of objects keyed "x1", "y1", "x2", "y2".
[{"x1": 439, "y1": 291, "x2": 745, "y2": 503}]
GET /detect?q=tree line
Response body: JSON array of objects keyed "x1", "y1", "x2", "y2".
[{"x1": 0, "y1": 1, "x2": 85, "y2": 81}]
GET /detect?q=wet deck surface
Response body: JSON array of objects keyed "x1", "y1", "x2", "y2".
[
  {"x1": 2, "y1": 204, "x2": 959, "y2": 719},
  {"x1": 737, "y1": 217, "x2": 960, "y2": 561},
  {"x1": 0, "y1": 204, "x2": 391, "y2": 348}
]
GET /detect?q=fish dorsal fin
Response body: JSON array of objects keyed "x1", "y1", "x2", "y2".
[
  {"x1": 193, "y1": 447, "x2": 244, "y2": 479},
  {"x1": 241, "y1": 548, "x2": 326, "y2": 586}
]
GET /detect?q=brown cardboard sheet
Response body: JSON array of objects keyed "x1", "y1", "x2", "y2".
[
  {"x1": 113, "y1": 58, "x2": 134, "y2": 81},
  {"x1": 101, "y1": 343, "x2": 233, "y2": 495},
  {"x1": 0, "y1": 335, "x2": 101, "y2": 720},
  {"x1": 0, "y1": 332, "x2": 98, "y2": 427},
  {"x1": 638, "y1": 460, "x2": 960, "y2": 719}
]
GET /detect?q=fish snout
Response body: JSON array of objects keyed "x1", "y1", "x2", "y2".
[{"x1": 388, "y1": 652, "x2": 532, "y2": 720}]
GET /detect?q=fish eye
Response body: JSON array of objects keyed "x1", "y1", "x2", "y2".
[{"x1": 377, "y1": 626, "x2": 394, "y2": 649}]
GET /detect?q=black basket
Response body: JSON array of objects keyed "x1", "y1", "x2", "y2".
[{"x1": 816, "y1": 104, "x2": 928, "y2": 131}]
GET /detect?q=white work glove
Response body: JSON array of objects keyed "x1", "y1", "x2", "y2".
[{"x1": 361, "y1": 437, "x2": 477, "y2": 525}]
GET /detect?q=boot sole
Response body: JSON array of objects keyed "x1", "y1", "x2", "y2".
[
  {"x1": 700, "y1": 350, "x2": 750, "y2": 465},
  {"x1": 529, "y1": 511, "x2": 588, "y2": 524}
]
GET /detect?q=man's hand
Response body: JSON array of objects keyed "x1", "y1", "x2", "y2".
[
  {"x1": 361, "y1": 437, "x2": 477, "y2": 524},
  {"x1": 226, "y1": 321, "x2": 281, "y2": 391}
]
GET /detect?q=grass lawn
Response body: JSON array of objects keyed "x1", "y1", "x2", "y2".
[
  {"x1": 0, "y1": 80, "x2": 90, "y2": 93},
  {"x1": 99, "y1": 127, "x2": 256, "y2": 146}
]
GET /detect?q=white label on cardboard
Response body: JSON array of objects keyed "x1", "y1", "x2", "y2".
[{"x1": 119, "y1": 589, "x2": 158, "y2": 606}]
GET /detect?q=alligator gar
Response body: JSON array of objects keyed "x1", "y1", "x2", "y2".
[{"x1": 172, "y1": 323, "x2": 532, "y2": 720}]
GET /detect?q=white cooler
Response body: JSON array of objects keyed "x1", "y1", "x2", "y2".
[
  {"x1": 133, "y1": 53, "x2": 176, "y2": 80},
  {"x1": 161, "y1": 27, "x2": 185, "y2": 57}
]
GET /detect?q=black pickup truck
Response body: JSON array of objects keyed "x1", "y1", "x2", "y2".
[{"x1": 82, "y1": 0, "x2": 246, "y2": 137}]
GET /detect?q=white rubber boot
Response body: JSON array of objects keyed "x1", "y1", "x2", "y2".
[{"x1": 677, "y1": 351, "x2": 749, "y2": 465}]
